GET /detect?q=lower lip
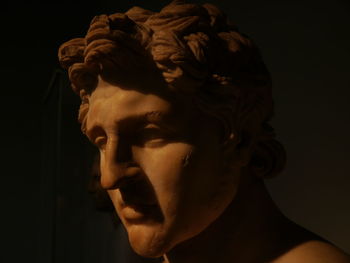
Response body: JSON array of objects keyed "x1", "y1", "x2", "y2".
[{"x1": 121, "y1": 205, "x2": 156, "y2": 223}]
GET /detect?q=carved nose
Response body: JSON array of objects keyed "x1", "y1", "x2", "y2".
[{"x1": 99, "y1": 137, "x2": 137, "y2": 189}]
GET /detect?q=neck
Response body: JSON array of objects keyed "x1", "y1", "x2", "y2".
[{"x1": 162, "y1": 174, "x2": 298, "y2": 263}]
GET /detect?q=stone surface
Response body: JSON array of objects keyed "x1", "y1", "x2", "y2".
[{"x1": 58, "y1": 1, "x2": 350, "y2": 262}]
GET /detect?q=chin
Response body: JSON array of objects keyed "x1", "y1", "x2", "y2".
[
  {"x1": 126, "y1": 215, "x2": 213, "y2": 258},
  {"x1": 126, "y1": 224, "x2": 176, "y2": 258}
]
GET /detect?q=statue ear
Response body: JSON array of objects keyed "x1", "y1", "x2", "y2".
[
  {"x1": 222, "y1": 130, "x2": 254, "y2": 168},
  {"x1": 248, "y1": 139, "x2": 287, "y2": 178}
]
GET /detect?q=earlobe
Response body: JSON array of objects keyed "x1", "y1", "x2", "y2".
[
  {"x1": 221, "y1": 131, "x2": 253, "y2": 168},
  {"x1": 221, "y1": 132, "x2": 235, "y2": 157}
]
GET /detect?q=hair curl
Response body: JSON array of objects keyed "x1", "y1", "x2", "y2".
[{"x1": 58, "y1": 0, "x2": 286, "y2": 178}]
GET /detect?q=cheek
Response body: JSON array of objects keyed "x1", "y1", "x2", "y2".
[
  {"x1": 182, "y1": 141, "x2": 237, "y2": 211},
  {"x1": 133, "y1": 143, "x2": 194, "y2": 192},
  {"x1": 132, "y1": 140, "x2": 239, "y2": 213},
  {"x1": 134, "y1": 143, "x2": 193, "y2": 182}
]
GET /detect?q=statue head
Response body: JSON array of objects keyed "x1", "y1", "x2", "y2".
[{"x1": 58, "y1": 0, "x2": 286, "y2": 258}]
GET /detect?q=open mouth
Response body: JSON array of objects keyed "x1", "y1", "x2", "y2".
[
  {"x1": 118, "y1": 177, "x2": 163, "y2": 223},
  {"x1": 121, "y1": 203, "x2": 159, "y2": 223},
  {"x1": 120, "y1": 178, "x2": 157, "y2": 205}
]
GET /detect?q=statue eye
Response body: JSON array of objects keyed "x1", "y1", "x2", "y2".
[
  {"x1": 94, "y1": 136, "x2": 107, "y2": 150},
  {"x1": 135, "y1": 127, "x2": 168, "y2": 147}
]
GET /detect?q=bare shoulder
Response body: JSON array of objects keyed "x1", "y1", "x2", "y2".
[{"x1": 272, "y1": 240, "x2": 350, "y2": 263}]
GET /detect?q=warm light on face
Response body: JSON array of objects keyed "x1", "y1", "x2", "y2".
[{"x1": 85, "y1": 77, "x2": 241, "y2": 257}]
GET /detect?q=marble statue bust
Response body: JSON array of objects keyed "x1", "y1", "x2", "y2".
[{"x1": 58, "y1": 1, "x2": 350, "y2": 262}]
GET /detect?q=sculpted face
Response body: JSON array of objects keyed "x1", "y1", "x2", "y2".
[
  {"x1": 57, "y1": 1, "x2": 294, "y2": 261},
  {"x1": 85, "y1": 76, "x2": 241, "y2": 257}
]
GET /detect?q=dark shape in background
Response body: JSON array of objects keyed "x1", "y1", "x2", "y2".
[{"x1": 0, "y1": 0, "x2": 349, "y2": 262}]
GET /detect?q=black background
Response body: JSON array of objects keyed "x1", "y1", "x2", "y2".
[{"x1": 1, "y1": 0, "x2": 349, "y2": 262}]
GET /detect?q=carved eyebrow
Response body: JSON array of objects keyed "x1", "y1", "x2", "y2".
[
  {"x1": 85, "y1": 110, "x2": 167, "y2": 139},
  {"x1": 117, "y1": 111, "x2": 167, "y2": 132},
  {"x1": 143, "y1": 111, "x2": 165, "y2": 123}
]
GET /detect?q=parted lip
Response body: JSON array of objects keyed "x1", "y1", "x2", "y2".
[
  {"x1": 115, "y1": 171, "x2": 164, "y2": 223},
  {"x1": 120, "y1": 204, "x2": 159, "y2": 224},
  {"x1": 119, "y1": 186, "x2": 160, "y2": 223},
  {"x1": 119, "y1": 177, "x2": 158, "y2": 207},
  {"x1": 123, "y1": 203, "x2": 157, "y2": 209},
  {"x1": 122, "y1": 203, "x2": 158, "y2": 216},
  {"x1": 119, "y1": 199, "x2": 164, "y2": 224}
]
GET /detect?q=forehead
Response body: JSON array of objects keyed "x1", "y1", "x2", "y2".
[
  {"x1": 85, "y1": 77, "x2": 190, "y2": 131},
  {"x1": 91, "y1": 78, "x2": 171, "y2": 113}
]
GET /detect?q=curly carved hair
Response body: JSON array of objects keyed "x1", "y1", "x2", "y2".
[{"x1": 58, "y1": 0, "x2": 286, "y2": 178}]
